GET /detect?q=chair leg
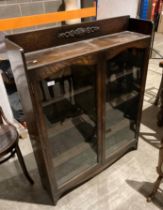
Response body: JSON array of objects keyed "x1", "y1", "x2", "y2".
[
  {"x1": 154, "y1": 73, "x2": 163, "y2": 105},
  {"x1": 147, "y1": 175, "x2": 162, "y2": 202},
  {"x1": 15, "y1": 144, "x2": 34, "y2": 185}
]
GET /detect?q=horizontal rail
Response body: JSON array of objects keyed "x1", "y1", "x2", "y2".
[{"x1": 0, "y1": 7, "x2": 96, "y2": 31}]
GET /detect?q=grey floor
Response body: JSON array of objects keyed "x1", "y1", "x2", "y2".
[{"x1": 1, "y1": 33, "x2": 163, "y2": 210}]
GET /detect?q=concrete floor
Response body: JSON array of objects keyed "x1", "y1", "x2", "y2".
[{"x1": 0, "y1": 33, "x2": 163, "y2": 210}]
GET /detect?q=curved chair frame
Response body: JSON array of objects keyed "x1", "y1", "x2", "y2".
[
  {"x1": 0, "y1": 106, "x2": 34, "y2": 184},
  {"x1": 147, "y1": 138, "x2": 163, "y2": 201}
]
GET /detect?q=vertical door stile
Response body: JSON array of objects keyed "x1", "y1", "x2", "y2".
[
  {"x1": 97, "y1": 52, "x2": 107, "y2": 164},
  {"x1": 30, "y1": 79, "x2": 59, "y2": 204},
  {"x1": 135, "y1": 47, "x2": 151, "y2": 141}
]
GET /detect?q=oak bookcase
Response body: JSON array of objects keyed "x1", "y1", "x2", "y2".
[{"x1": 6, "y1": 16, "x2": 152, "y2": 204}]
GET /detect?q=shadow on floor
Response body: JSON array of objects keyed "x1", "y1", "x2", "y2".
[
  {"x1": 151, "y1": 48, "x2": 163, "y2": 59},
  {"x1": 126, "y1": 179, "x2": 163, "y2": 210},
  {"x1": 0, "y1": 153, "x2": 53, "y2": 206},
  {"x1": 140, "y1": 100, "x2": 163, "y2": 149},
  {"x1": 144, "y1": 87, "x2": 158, "y2": 104}
]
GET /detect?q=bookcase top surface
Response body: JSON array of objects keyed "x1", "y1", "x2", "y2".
[{"x1": 25, "y1": 31, "x2": 150, "y2": 70}]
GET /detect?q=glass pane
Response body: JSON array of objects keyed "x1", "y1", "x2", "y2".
[
  {"x1": 105, "y1": 48, "x2": 145, "y2": 158},
  {"x1": 40, "y1": 64, "x2": 97, "y2": 186}
]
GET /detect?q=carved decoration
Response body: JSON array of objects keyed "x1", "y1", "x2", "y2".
[{"x1": 58, "y1": 26, "x2": 100, "y2": 39}]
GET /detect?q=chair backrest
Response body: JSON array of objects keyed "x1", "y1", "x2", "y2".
[
  {"x1": 0, "y1": 106, "x2": 3, "y2": 125},
  {"x1": 0, "y1": 106, "x2": 10, "y2": 126}
]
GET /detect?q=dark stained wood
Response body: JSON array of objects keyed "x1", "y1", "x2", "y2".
[
  {"x1": 135, "y1": 47, "x2": 151, "y2": 142},
  {"x1": 0, "y1": 124, "x2": 18, "y2": 157},
  {"x1": 97, "y1": 53, "x2": 106, "y2": 163},
  {"x1": 128, "y1": 18, "x2": 154, "y2": 57},
  {"x1": 0, "y1": 106, "x2": 33, "y2": 184},
  {"x1": 5, "y1": 40, "x2": 58, "y2": 204},
  {"x1": 160, "y1": 61, "x2": 163, "y2": 67},
  {"x1": 5, "y1": 16, "x2": 153, "y2": 205},
  {"x1": 155, "y1": 61, "x2": 163, "y2": 126},
  {"x1": 128, "y1": 18, "x2": 153, "y2": 35},
  {"x1": 147, "y1": 138, "x2": 163, "y2": 201},
  {"x1": 28, "y1": 54, "x2": 98, "y2": 81},
  {"x1": 30, "y1": 81, "x2": 59, "y2": 203},
  {"x1": 25, "y1": 31, "x2": 150, "y2": 71},
  {"x1": 105, "y1": 39, "x2": 151, "y2": 60},
  {"x1": 154, "y1": 61, "x2": 163, "y2": 106},
  {"x1": 7, "y1": 16, "x2": 129, "y2": 53}
]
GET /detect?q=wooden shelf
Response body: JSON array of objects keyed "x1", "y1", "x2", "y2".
[
  {"x1": 108, "y1": 69, "x2": 135, "y2": 83},
  {"x1": 105, "y1": 117, "x2": 135, "y2": 158},
  {"x1": 42, "y1": 85, "x2": 93, "y2": 107},
  {"x1": 110, "y1": 90, "x2": 138, "y2": 107},
  {"x1": 47, "y1": 113, "x2": 95, "y2": 137},
  {"x1": 46, "y1": 114, "x2": 97, "y2": 186}
]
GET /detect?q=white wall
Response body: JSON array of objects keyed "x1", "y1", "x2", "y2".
[
  {"x1": 64, "y1": 0, "x2": 81, "y2": 24},
  {"x1": 97, "y1": 0, "x2": 140, "y2": 20},
  {"x1": 0, "y1": 33, "x2": 14, "y2": 123},
  {"x1": 0, "y1": 72, "x2": 14, "y2": 122}
]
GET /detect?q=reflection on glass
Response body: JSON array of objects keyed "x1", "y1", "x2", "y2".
[
  {"x1": 40, "y1": 65, "x2": 97, "y2": 186},
  {"x1": 105, "y1": 49, "x2": 145, "y2": 158}
]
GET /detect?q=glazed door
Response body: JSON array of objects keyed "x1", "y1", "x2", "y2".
[
  {"x1": 104, "y1": 48, "x2": 145, "y2": 159},
  {"x1": 38, "y1": 63, "x2": 98, "y2": 187}
]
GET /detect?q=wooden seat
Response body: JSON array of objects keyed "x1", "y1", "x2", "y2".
[{"x1": 0, "y1": 106, "x2": 34, "y2": 184}]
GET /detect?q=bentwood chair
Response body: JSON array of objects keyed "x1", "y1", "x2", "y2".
[
  {"x1": 147, "y1": 138, "x2": 163, "y2": 201},
  {"x1": 0, "y1": 106, "x2": 34, "y2": 184},
  {"x1": 154, "y1": 61, "x2": 163, "y2": 106},
  {"x1": 154, "y1": 61, "x2": 163, "y2": 126}
]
